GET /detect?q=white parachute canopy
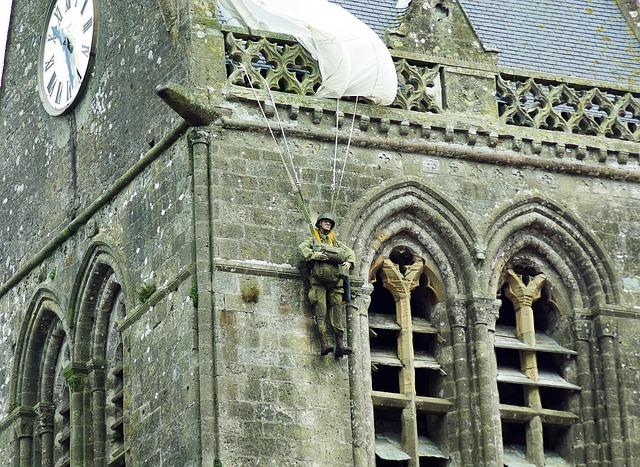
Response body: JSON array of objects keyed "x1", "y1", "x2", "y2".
[{"x1": 218, "y1": 0, "x2": 398, "y2": 105}]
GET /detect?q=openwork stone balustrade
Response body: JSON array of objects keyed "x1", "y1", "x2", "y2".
[
  {"x1": 223, "y1": 28, "x2": 640, "y2": 145},
  {"x1": 497, "y1": 75, "x2": 640, "y2": 143},
  {"x1": 223, "y1": 29, "x2": 443, "y2": 113}
]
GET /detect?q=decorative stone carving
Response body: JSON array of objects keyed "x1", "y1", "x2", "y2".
[
  {"x1": 224, "y1": 30, "x2": 443, "y2": 113},
  {"x1": 226, "y1": 32, "x2": 321, "y2": 96},
  {"x1": 447, "y1": 298, "x2": 467, "y2": 328},
  {"x1": 393, "y1": 59, "x2": 442, "y2": 113},
  {"x1": 188, "y1": 128, "x2": 211, "y2": 147},
  {"x1": 471, "y1": 297, "x2": 500, "y2": 330},
  {"x1": 572, "y1": 318, "x2": 592, "y2": 341},
  {"x1": 34, "y1": 403, "x2": 55, "y2": 435},
  {"x1": 497, "y1": 75, "x2": 640, "y2": 143},
  {"x1": 503, "y1": 269, "x2": 546, "y2": 308},
  {"x1": 14, "y1": 408, "x2": 35, "y2": 438}
]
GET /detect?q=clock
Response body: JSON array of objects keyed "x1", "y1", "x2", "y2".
[{"x1": 38, "y1": 0, "x2": 97, "y2": 115}]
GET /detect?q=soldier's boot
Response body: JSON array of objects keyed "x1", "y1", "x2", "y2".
[
  {"x1": 334, "y1": 331, "x2": 352, "y2": 358},
  {"x1": 317, "y1": 319, "x2": 334, "y2": 356}
]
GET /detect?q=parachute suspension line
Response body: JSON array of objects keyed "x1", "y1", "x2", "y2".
[
  {"x1": 330, "y1": 96, "x2": 359, "y2": 215},
  {"x1": 262, "y1": 83, "x2": 302, "y2": 189},
  {"x1": 238, "y1": 64, "x2": 314, "y2": 232},
  {"x1": 331, "y1": 98, "x2": 340, "y2": 196}
]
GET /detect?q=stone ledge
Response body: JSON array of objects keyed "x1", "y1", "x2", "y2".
[{"x1": 118, "y1": 266, "x2": 192, "y2": 332}]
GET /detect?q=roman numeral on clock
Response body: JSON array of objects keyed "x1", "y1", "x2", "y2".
[
  {"x1": 44, "y1": 56, "x2": 55, "y2": 72},
  {"x1": 53, "y1": 6, "x2": 62, "y2": 23},
  {"x1": 66, "y1": 80, "x2": 73, "y2": 100},
  {"x1": 55, "y1": 81, "x2": 63, "y2": 104},
  {"x1": 83, "y1": 18, "x2": 93, "y2": 33},
  {"x1": 81, "y1": 44, "x2": 90, "y2": 57},
  {"x1": 65, "y1": 0, "x2": 71, "y2": 11},
  {"x1": 47, "y1": 72, "x2": 58, "y2": 96}
]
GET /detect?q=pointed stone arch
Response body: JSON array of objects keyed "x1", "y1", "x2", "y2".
[
  {"x1": 480, "y1": 194, "x2": 623, "y2": 310},
  {"x1": 69, "y1": 240, "x2": 129, "y2": 465},
  {"x1": 8, "y1": 289, "x2": 69, "y2": 411},
  {"x1": 70, "y1": 239, "x2": 130, "y2": 363},
  {"x1": 344, "y1": 176, "x2": 479, "y2": 296},
  {"x1": 9, "y1": 288, "x2": 72, "y2": 466}
]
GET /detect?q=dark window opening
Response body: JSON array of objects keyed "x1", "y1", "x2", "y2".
[
  {"x1": 417, "y1": 412, "x2": 447, "y2": 456},
  {"x1": 543, "y1": 424, "x2": 572, "y2": 462},
  {"x1": 410, "y1": 277, "x2": 436, "y2": 321},
  {"x1": 370, "y1": 328, "x2": 399, "y2": 353},
  {"x1": 497, "y1": 286, "x2": 516, "y2": 328},
  {"x1": 495, "y1": 348, "x2": 521, "y2": 370},
  {"x1": 536, "y1": 351, "x2": 565, "y2": 375},
  {"x1": 413, "y1": 333, "x2": 436, "y2": 355},
  {"x1": 532, "y1": 292, "x2": 558, "y2": 333},
  {"x1": 419, "y1": 458, "x2": 447, "y2": 467},
  {"x1": 498, "y1": 382, "x2": 525, "y2": 406},
  {"x1": 372, "y1": 365, "x2": 401, "y2": 393},
  {"x1": 374, "y1": 406, "x2": 403, "y2": 435},
  {"x1": 377, "y1": 459, "x2": 408, "y2": 467},
  {"x1": 370, "y1": 272, "x2": 397, "y2": 316},
  {"x1": 539, "y1": 386, "x2": 569, "y2": 411},
  {"x1": 389, "y1": 246, "x2": 416, "y2": 274},
  {"x1": 501, "y1": 421, "x2": 527, "y2": 447},
  {"x1": 415, "y1": 368, "x2": 444, "y2": 398}
]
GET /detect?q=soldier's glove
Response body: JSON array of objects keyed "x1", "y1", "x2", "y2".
[{"x1": 311, "y1": 252, "x2": 329, "y2": 261}]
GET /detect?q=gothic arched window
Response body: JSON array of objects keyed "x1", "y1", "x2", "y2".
[
  {"x1": 496, "y1": 267, "x2": 579, "y2": 466},
  {"x1": 368, "y1": 247, "x2": 451, "y2": 466}
]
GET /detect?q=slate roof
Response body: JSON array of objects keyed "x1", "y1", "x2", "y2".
[
  {"x1": 221, "y1": 0, "x2": 640, "y2": 86},
  {"x1": 334, "y1": 0, "x2": 640, "y2": 85},
  {"x1": 329, "y1": 0, "x2": 407, "y2": 36},
  {"x1": 458, "y1": 0, "x2": 640, "y2": 85}
]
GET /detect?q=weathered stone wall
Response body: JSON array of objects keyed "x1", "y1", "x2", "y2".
[
  {"x1": 0, "y1": 135, "x2": 197, "y2": 464},
  {"x1": 209, "y1": 108, "x2": 640, "y2": 464},
  {"x1": 0, "y1": 0, "x2": 190, "y2": 284}
]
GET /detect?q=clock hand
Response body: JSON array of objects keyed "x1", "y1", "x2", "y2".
[
  {"x1": 51, "y1": 25, "x2": 64, "y2": 44},
  {"x1": 61, "y1": 35, "x2": 75, "y2": 89}
]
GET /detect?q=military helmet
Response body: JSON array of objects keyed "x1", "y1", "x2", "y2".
[{"x1": 315, "y1": 212, "x2": 336, "y2": 230}]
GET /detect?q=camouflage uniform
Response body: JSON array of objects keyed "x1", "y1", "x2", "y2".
[{"x1": 299, "y1": 214, "x2": 355, "y2": 356}]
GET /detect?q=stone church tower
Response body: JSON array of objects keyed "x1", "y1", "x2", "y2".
[{"x1": 0, "y1": 0, "x2": 639, "y2": 465}]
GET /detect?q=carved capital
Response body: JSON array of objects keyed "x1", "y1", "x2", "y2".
[
  {"x1": 188, "y1": 127, "x2": 211, "y2": 147},
  {"x1": 447, "y1": 298, "x2": 467, "y2": 328},
  {"x1": 572, "y1": 318, "x2": 592, "y2": 341},
  {"x1": 594, "y1": 316, "x2": 617, "y2": 339},
  {"x1": 88, "y1": 359, "x2": 106, "y2": 391},
  {"x1": 503, "y1": 269, "x2": 546, "y2": 308},
  {"x1": 63, "y1": 362, "x2": 88, "y2": 393},
  {"x1": 34, "y1": 402, "x2": 55, "y2": 435},
  {"x1": 14, "y1": 407, "x2": 35, "y2": 438},
  {"x1": 353, "y1": 283, "x2": 374, "y2": 317},
  {"x1": 471, "y1": 297, "x2": 501, "y2": 330}
]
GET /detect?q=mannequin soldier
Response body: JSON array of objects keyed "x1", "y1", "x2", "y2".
[{"x1": 299, "y1": 213, "x2": 355, "y2": 357}]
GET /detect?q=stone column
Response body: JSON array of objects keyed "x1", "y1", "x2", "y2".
[
  {"x1": 470, "y1": 296, "x2": 502, "y2": 465},
  {"x1": 15, "y1": 407, "x2": 35, "y2": 467},
  {"x1": 379, "y1": 259, "x2": 419, "y2": 465},
  {"x1": 504, "y1": 271, "x2": 546, "y2": 466},
  {"x1": 65, "y1": 366, "x2": 87, "y2": 467},
  {"x1": 189, "y1": 127, "x2": 220, "y2": 466},
  {"x1": 595, "y1": 317, "x2": 625, "y2": 467},
  {"x1": 35, "y1": 402, "x2": 55, "y2": 467},
  {"x1": 447, "y1": 297, "x2": 474, "y2": 466},
  {"x1": 89, "y1": 361, "x2": 106, "y2": 465},
  {"x1": 573, "y1": 318, "x2": 598, "y2": 466},
  {"x1": 348, "y1": 283, "x2": 374, "y2": 467}
]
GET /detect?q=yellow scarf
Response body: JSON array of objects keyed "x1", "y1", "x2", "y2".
[{"x1": 312, "y1": 227, "x2": 335, "y2": 245}]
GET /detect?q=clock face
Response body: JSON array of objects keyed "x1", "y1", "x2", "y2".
[{"x1": 38, "y1": 0, "x2": 96, "y2": 115}]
